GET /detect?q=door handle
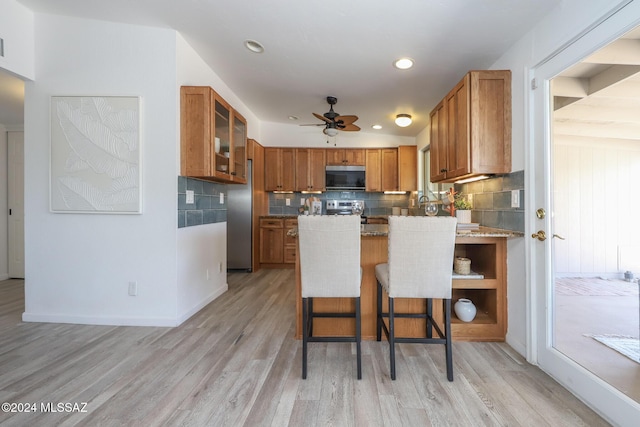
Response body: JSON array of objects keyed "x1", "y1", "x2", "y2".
[
  {"x1": 553, "y1": 234, "x2": 565, "y2": 240},
  {"x1": 531, "y1": 230, "x2": 547, "y2": 241}
]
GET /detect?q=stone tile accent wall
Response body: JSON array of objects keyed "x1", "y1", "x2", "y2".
[
  {"x1": 455, "y1": 170, "x2": 524, "y2": 232},
  {"x1": 268, "y1": 191, "x2": 412, "y2": 216},
  {"x1": 178, "y1": 177, "x2": 227, "y2": 228}
]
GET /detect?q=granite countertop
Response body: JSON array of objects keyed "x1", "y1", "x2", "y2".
[{"x1": 287, "y1": 224, "x2": 523, "y2": 238}]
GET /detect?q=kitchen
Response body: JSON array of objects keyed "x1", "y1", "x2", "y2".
[{"x1": 1, "y1": 0, "x2": 639, "y2": 425}]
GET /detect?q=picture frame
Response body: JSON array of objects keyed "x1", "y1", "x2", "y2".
[{"x1": 50, "y1": 95, "x2": 142, "y2": 214}]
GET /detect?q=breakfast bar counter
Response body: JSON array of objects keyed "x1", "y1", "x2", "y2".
[{"x1": 292, "y1": 223, "x2": 521, "y2": 341}]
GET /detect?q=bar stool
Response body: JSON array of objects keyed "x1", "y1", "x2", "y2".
[
  {"x1": 298, "y1": 215, "x2": 362, "y2": 379},
  {"x1": 375, "y1": 216, "x2": 457, "y2": 380}
]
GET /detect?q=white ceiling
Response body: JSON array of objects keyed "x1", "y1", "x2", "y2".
[{"x1": 2, "y1": 0, "x2": 565, "y2": 135}]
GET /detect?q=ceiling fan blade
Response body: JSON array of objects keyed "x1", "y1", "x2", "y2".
[
  {"x1": 299, "y1": 123, "x2": 325, "y2": 126},
  {"x1": 340, "y1": 123, "x2": 361, "y2": 132},
  {"x1": 335, "y1": 115, "x2": 358, "y2": 125},
  {"x1": 313, "y1": 112, "x2": 332, "y2": 123}
]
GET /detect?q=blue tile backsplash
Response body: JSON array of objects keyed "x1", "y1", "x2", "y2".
[
  {"x1": 181, "y1": 169, "x2": 524, "y2": 232},
  {"x1": 266, "y1": 170, "x2": 524, "y2": 233},
  {"x1": 178, "y1": 177, "x2": 227, "y2": 228},
  {"x1": 455, "y1": 170, "x2": 525, "y2": 232}
]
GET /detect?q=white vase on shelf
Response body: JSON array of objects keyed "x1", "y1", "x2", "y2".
[
  {"x1": 454, "y1": 298, "x2": 477, "y2": 322},
  {"x1": 456, "y1": 209, "x2": 471, "y2": 224}
]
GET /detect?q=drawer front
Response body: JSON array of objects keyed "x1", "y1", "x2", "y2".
[
  {"x1": 260, "y1": 218, "x2": 283, "y2": 228},
  {"x1": 284, "y1": 218, "x2": 298, "y2": 228},
  {"x1": 284, "y1": 246, "x2": 297, "y2": 264}
]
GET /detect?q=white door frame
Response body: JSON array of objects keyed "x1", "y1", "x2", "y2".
[{"x1": 526, "y1": 1, "x2": 640, "y2": 424}]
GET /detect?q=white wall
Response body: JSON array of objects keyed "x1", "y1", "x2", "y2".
[
  {"x1": 553, "y1": 137, "x2": 640, "y2": 276},
  {"x1": 23, "y1": 14, "x2": 180, "y2": 326}
]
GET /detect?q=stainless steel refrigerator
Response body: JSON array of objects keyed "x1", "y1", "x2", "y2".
[{"x1": 227, "y1": 160, "x2": 252, "y2": 271}]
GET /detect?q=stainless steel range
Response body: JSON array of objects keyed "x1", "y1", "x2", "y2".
[{"x1": 326, "y1": 200, "x2": 365, "y2": 216}]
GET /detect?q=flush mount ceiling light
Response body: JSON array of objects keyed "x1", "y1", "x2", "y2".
[
  {"x1": 395, "y1": 114, "x2": 412, "y2": 127},
  {"x1": 244, "y1": 39, "x2": 264, "y2": 53},
  {"x1": 288, "y1": 115, "x2": 298, "y2": 121},
  {"x1": 372, "y1": 124, "x2": 382, "y2": 130},
  {"x1": 393, "y1": 57, "x2": 414, "y2": 70}
]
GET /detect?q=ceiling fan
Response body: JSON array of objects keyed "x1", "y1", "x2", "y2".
[{"x1": 300, "y1": 96, "x2": 360, "y2": 137}]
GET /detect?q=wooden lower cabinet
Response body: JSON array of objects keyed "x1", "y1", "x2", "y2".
[
  {"x1": 259, "y1": 217, "x2": 297, "y2": 268},
  {"x1": 295, "y1": 234, "x2": 508, "y2": 341},
  {"x1": 259, "y1": 218, "x2": 284, "y2": 264},
  {"x1": 283, "y1": 219, "x2": 298, "y2": 263}
]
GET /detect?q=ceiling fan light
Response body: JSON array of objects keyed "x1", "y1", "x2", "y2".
[
  {"x1": 324, "y1": 127, "x2": 339, "y2": 137},
  {"x1": 395, "y1": 114, "x2": 412, "y2": 127}
]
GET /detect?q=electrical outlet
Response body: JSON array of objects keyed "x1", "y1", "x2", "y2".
[
  {"x1": 128, "y1": 281, "x2": 138, "y2": 296},
  {"x1": 286, "y1": 198, "x2": 291, "y2": 206},
  {"x1": 220, "y1": 193, "x2": 224, "y2": 204},
  {"x1": 186, "y1": 190, "x2": 195, "y2": 204},
  {"x1": 300, "y1": 197, "x2": 305, "y2": 205},
  {"x1": 511, "y1": 190, "x2": 520, "y2": 208}
]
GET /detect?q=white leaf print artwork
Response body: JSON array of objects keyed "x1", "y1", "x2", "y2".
[{"x1": 50, "y1": 96, "x2": 141, "y2": 213}]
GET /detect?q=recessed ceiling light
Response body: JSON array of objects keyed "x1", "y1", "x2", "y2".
[
  {"x1": 372, "y1": 124, "x2": 382, "y2": 130},
  {"x1": 393, "y1": 58, "x2": 414, "y2": 70},
  {"x1": 288, "y1": 115, "x2": 298, "y2": 121},
  {"x1": 395, "y1": 114, "x2": 412, "y2": 127},
  {"x1": 244, "y1": 39, "x2": 265, "y2": 53}
]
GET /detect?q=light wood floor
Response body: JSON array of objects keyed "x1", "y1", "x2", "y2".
[{"x1": 0, "y1": 271, "x2": 609, "y2": 426}]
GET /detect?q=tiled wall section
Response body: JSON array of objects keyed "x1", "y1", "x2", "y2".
[
  {"x1": 268, "y1": 191, "x2": 412, "y2": 216},
  {"x1": 455, "y1": 170, "x2": 525, "y2": 232},
  {"x1": 178, "y1": 177, "x2": 227, "y2": 228}
]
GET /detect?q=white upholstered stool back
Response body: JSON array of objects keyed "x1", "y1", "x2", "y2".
[
  {"x1": 386, "y1": 216, "x2": 457, "y2": 299},
  {"x1": 298, "y1": 215, "x2": 361, "y2": 298}
]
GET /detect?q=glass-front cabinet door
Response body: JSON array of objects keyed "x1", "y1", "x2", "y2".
[
  {"x1": 213, "y1": 95, "x2": 232, "y2": 178},
  {"x1": 232, "y1": 111, "x2": 247, "y2": 182}
]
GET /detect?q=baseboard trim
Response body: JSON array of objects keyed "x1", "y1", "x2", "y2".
[
  {"x1": 21, "y1": 284, "x2": 230, "y2": 327},
  {"x1": 176, "y1": 283, "x2": 229, "y2": 325}
]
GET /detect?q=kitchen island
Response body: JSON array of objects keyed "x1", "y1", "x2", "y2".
[{"x1": 292, "y1": 223, "x2": 522, "y2": 341}]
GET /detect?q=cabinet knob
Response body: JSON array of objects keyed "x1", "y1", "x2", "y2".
[{"x1": 440, "y1": 168, "x2": 447, "y2": 173}]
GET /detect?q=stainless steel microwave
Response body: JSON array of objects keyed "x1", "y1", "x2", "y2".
[{"x1": 325, "y1": 165, "x2": 366, "y2": 191}]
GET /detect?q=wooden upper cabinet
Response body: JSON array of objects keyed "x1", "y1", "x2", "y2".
[
  {"x1": 326, "y1": 149, "x2": 365, "y2": 165},
  {"x1": 366, "y1": 148, "x2": 398, "y2": 191},
  {"x1": 265, "y1": 148, "x2": 295, "y2": 191},
  {"x1": 380, "y1": 149, "x2": 398, "y2": 191},
  {"x1": 398, "y1": 145, "x2": 417, "y2": 191},
  {"x1": 180, "y1": 86, "x2": 248, "y2": 183},
  {"x1": 231, "y1": 110, "x2": 247, "y2": 183},
  {"x1": 429, "y1": 70, "x2": 511, "y2": 183},
  {"x1": 365, "y1": 149, "x2": 381, "y2": 191},
  {"x1": 429, "y1": 100, "x2": 447, "y2": 183},
  {"x1": 295, "y1": 148, "x2": 326, "y2": 192},
  {"x1": 181, "y1": 86, "x2": 213, "y2": 177}
]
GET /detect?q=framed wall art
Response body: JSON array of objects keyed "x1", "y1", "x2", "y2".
[{"x1": 50, "y1": 95, "x2": 142, "y2": 214}]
